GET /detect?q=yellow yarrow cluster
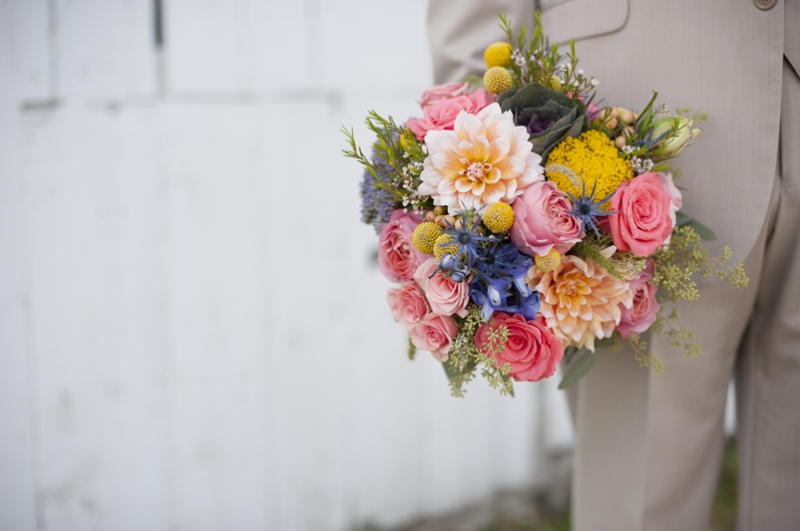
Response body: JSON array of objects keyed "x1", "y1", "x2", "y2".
[
  {"x1": 412, "y1": 222, "x2": 441, "y2": 254},
  {"x1": 483, "y1": 202, "x2": 515, "y2": 233},
  {"x1": 484, "y1": 42, "x2": 512, "y2": 68},
  {"x1": 546, "y1": 130, "x2": 634, "y2": 209}
]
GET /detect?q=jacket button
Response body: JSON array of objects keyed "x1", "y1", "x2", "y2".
[{"x1": 754, "y1": 0, "x2": 776, "y2": 10}]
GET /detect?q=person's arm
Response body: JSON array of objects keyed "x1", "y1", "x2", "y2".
[{"x1": 426, "y1": 0, "x2": 536, "y2": 84}]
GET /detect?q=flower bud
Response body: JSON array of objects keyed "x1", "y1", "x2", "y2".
[
  {"x1": 621, "y1": 109, "x2": 635, "y2": 124},
  {"x1": 651, "y1": 117, "x2": 701, "y2": 161},
  {"x1": 615, "y1": 136, "x2": 627, "y2": 149},
  {"x1": 450, "y1": 268, "x2": 468, "y2": 283}
]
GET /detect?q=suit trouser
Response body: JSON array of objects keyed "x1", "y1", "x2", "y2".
[{"x1": 567, "y1": 58, "x2": 800, "y2": 531}]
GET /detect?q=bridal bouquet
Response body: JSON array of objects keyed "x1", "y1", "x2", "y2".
[{"x1": 343, "y1": 14, "x2": 748, "y2": 396}]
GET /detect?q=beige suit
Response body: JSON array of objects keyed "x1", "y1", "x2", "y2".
[{"x1": 427, "y1": 1, "x2": 800, "y2": 529}]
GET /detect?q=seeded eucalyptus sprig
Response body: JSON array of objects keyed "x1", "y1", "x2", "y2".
[
  {"x1": 651, "y1": 225, "x2": 748, "y2": 304},
  {"x1": 445, "y1": 304, "x2": 514, "y2": 398}
]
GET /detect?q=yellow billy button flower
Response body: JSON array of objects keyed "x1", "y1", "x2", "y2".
[
  {"x1": 484, "y1": 67, "x2": 513, "y2": 94},
  {"x1": 482, "y1": 202, "x2": 515, "y2": 233},
  {"x1": 534, "y1": 248, "x2": 562, "y2": 273},
  {"x1": 412, "y1": 222, "x2": 442, "y2": 255},
  {"x1": 548, "y1": 75, "x2": 563, "y2": 90},
  {"x1": 433, "y1": 234, "x2": 459, "y2": 262},
  {"x1": 484, "y1": 42, "x2": 513, "y2": 68}
]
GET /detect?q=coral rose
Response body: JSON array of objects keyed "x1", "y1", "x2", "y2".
[
  {"x1": 475, "y1": 313, "x2": 564, "y2": 382},
  {"x1": 419, "y1": 82, "x2": 471, "y2": 108},
  {"x1": 387, "y1": 281, "x2": 430, "y2": 329},
  {"x1": 419, "y1": 103, "x2": 543, "y2": 212},
  {"x1": 407, "y1": 89, "x2": 494, "y2": 140},
  {"x1": 617, "y1": 262, "x2": 660, "y2": 338},
  {"x1": 377, "y1": 209, "x2": 427, "y2": 282},
  {"x1": 410, "y1": 314, "x2": 459, "y2": 362},
  {"x1": 509, "y1": 181, "x2": 583, "y2": 256},
  {"x1": 609, "y1": 172, "x2": 673, "y2": 257},
  {"x1": 414, "y1": 258, "x2": 470, "y2": 318}
]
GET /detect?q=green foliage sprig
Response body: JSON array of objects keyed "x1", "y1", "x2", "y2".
[
  {"x1": 498, "y1": 12, "x2": 597, "y2": 105},
  {"x1": 341, "y1": 111, "x2": 432, "y2": 212}
]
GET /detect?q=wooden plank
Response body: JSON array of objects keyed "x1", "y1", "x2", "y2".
[
  {"x1": 54, "y1": 0, "x2": 157, "y2": 97},
  {"x1": 0, "y1": 89, "x2": 39, "y2": 531},
  {"x1": 19, "y1": 105, "x2": 170, "y2": 531},
  {"x1": 162, "y1": 103, "x2": 271, "y2": 531},
  {"x1": 0, "y1": 0, "x2": 51, "y2": 100},
  {"x1": 318, "y1": 0, "x2": 432, "y2": 91},
  {"x1": 544, "y1": 375, "x2": 574, "y2": 451},
  {"x1": 252, "y1": 100, "x2": 349, "y2": 529},
  {"x1": 165, "y1": 0, "x2": 309, "y2": 93}
]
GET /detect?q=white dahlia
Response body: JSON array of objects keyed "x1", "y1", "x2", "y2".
[{"x1": 418, "y1": 103, "x2": 543, "y2": 212}]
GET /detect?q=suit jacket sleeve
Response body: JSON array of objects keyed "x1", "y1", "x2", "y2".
[{"x1": 426, "y1": 0, "x2": 535, "y2": 84}]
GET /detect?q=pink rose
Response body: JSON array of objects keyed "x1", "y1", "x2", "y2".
[
  {"x1": 406, "y1": 89, "x2": 494, "y2": 140},
  {"x1": 378, "y1": 209, "x2": 427, "y2": 282},
  {"x1": 387, "y1": 281, "x2": 430, "y2": 329},
  {"x1": 475, "y1": 313, "x2": 563, "y2": 382},
  {"x1": 617, "y1": 262, "x2": 660, "y2": 338},
  {"x1": 609, "y1": 172, "x2": 673, "y2": 257},
  {"x1": 419, "y1": 82, "x2": 470, "y2": 108},
  {"x1": 509, "y1": 181, "x2": 584, "y2": 256},
  {"x1": 413, "y1": 258, "x2": 470, "y2": 318},
  {"x1": 410, "y1": 314, "x2": 459, "y2": 362}
]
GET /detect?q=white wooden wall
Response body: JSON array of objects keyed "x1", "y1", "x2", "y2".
[{"x1": 0, "y1": 1, "x2": 575, "y2": 530}]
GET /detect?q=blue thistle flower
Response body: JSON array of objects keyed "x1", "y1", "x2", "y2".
[
  {"x1": 564, "y1": 177, "x2": 619, "y2": 238},
  {"x1": 434, "y1": 209, "x2": 495, "y2": 278}
]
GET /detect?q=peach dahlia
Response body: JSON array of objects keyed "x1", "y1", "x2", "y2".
[{"x1": 527, "y1": 255, "x2": 633, "y2": 351}]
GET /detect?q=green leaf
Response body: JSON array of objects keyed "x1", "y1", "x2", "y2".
[
  {"x1": 675, "y1": 211, "x2": 692, "y2": 226},
  {"x1": 686, "y1": 219, "x2": 717, "y2": 241},
  {"x1": 408, "y1": 335, "x2": 416, "y2": 360},
  {"x1": 563, "y1": 346, "x2": 579, "y2": 365},
  {"x1": 674, "y1": 212, "x2": 716, "y2": 240},
  {"x1": 558, "y1": 349, "x2": 599, "y2": 390},
  {"x1": 443, "y1": 358, "x2": 477, "y2": 382},
  {"x1": 498, "y1": 370, "x2": 516, "y2": 398},
  {"x1": 443, "y1": 359, "x2": 460, "y2": 380}
]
